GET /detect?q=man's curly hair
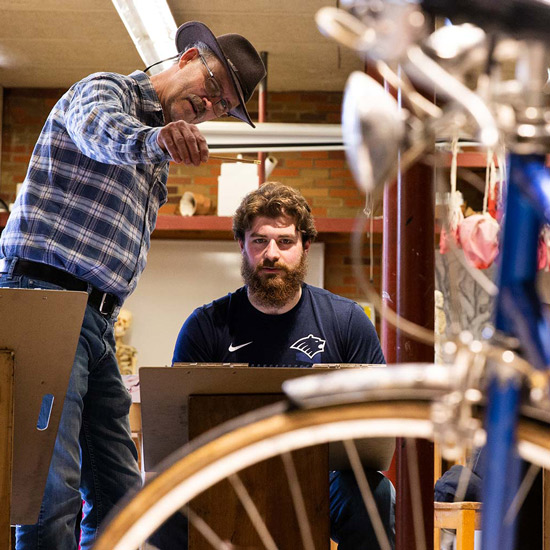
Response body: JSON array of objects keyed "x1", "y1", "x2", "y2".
[{"x1": 232, "y1": 182, "x2": 317, "y2": 244}]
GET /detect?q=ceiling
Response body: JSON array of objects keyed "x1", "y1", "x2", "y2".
[{"x1": 0, "y1": 0, "x2": 365, "y2": 92}]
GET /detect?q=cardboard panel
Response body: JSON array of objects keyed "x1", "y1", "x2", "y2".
[
  {"x1": 0, "y1": 288, "x2": 87, "y2": 524},
  {"x1": 139, "y1": 364, "x2": 395, "y2": 473}
]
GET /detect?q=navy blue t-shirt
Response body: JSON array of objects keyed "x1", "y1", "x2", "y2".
[{"x1": 172, "y1": 284, "x2": 385, "y2": 367}]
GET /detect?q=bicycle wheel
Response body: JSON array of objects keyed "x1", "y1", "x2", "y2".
[{"x1": 93, "y1": 363, "x2": 550, "y2": 550}]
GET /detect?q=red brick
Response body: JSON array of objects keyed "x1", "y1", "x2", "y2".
[
  {"x1": 314, "y1": 178, "x2": 345, "y2": 187},
  {"x1": 329, "y1": 188, "x2": 361, "y2": 198},
  {"x1": 316, "y1": 103, "x2": 342, "y2": 112},
  {"x1": 3, "y1": 145, "x2": 26, "y2": 153},
  {"x1": 270, "y1": 93, "x2": 300, "y2": 102},
  {"x1": 329, "y1": 150, "x2": 347, "y2": 159},
  {"x1": 330, "y1": 169, "x2": 352, "y2": 178},
  {"x1": 311, "y1": 207, "x2": 327, "y2": 217},
  {"x1": 301, "y1": 151, "x2": 329, "y2": 159},
  {"x1": 299, "y1": 169, "x2": 330, "y2": 179},
  {"x1": 13, "y1": 155, "x2": 31, "y2": 163},
  {"x1": 313, "y1": 197, "x2": 344, "y2": 207},
  {"x1": 271, "y1": 168, "x2": 300, "y2": 177},
  {"x1": 285, "y1": 159, "x2": 314, "y2": 168},
  {"x1": 193, "y1": 176, "x2": 218, "y2": 186},
  {"x1": 300, "y1": 187, "x2": 329, "y2": 197},
  {"x1": 315, "y1": 160, "x2": 345, "y2": 169}
]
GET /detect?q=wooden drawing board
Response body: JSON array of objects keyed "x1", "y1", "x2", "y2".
[
  {"x1": 0, "y1": 288, "x2": 87, "y2": 524},
  {"x1": 139, "y1": 364, "x2": 395, "y2": 473}
]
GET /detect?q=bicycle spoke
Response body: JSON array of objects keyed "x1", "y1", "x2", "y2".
[
  {"x1": 228, "y1": 473, "x2": 279, "y2": 550},
  {"x1": 504, "y1": 463, "x2": 541, "y2": 526},
  {"x1": 186, "y1": 506, "x2": 233, "y2": 550},
  {"x1": 343, "y1": 438, "x2": 392, "y2": 550},
  {"x1": 453, "y1": 456, "x2": 478, "y2": 503},
  {"x1": 281, "y1": 451, "x2": 316, "y2": 550},
  {"x1": 406, "y1": 438, "x2": 427, "y2": 550}
]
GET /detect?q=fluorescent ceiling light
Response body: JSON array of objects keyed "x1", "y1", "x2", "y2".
[
  {"x1": 112, "y1": 0, "x2": 178, "y2": 73},
  {"x1": 199, "y1": 122, "x2": 344, "y2": 152}
]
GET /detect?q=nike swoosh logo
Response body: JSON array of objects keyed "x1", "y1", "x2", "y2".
[{"x1": 228, "y1": 341, "x2": 253, "y2": 352}]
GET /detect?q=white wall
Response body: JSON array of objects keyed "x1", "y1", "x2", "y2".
[{"x1": 123, "y1": 240, "x2": 325, "y2": 367}]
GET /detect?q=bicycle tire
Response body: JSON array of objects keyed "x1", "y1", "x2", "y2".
[{"x1": 92, "y1": 365, "x2": 550, "y2": 550}]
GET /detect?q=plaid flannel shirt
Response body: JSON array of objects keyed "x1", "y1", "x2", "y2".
[{"x1": 0, "y1": 71, "x2": 171, "y2": 303}]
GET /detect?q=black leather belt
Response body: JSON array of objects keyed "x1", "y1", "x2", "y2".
[{"x1": 11, "y1": 259, "x2": 119, "y2": 317}]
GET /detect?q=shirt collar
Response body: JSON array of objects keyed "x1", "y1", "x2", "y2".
[{"x1": 129, "y1": 70, "x2": 165, "y2": 124}]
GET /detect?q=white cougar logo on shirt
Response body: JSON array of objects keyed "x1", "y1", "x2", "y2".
[{"x1": 290, "y1": 334, "x2": 326, "y2": 359}]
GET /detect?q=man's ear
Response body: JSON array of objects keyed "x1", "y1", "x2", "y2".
[
  {"x1": 238, "y1": 239, "x2": 245, "y2": 252},
  {"x1": 303, "y1": 240, "x2": 311, "y2": 254},
  {"x1": 178, "y1": 48, "x2": 199, "y2": 68}
]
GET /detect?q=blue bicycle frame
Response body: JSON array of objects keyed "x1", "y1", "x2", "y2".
[{"x1": 484, "y1": 153, "x2": 550, "y2": 550}]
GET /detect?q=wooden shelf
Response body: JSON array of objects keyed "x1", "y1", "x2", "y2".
[
  {"x1": 153, "y1": 215, "x2": 383, "y2": 239},
  {"x1": 0, "y1": 213, "x2": 384, "y2": 241},
  {"x1": 153, "y1": 215, "x2": 233, "y2": 239}
]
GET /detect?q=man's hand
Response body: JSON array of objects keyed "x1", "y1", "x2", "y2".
[{"x1": 157, "y1": 121, "x2": 209, "y2": 166}]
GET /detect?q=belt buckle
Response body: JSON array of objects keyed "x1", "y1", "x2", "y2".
[{"x1": 98, "y1": 292, "x2": 113, "y2": 316}]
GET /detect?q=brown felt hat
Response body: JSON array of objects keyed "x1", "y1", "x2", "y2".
[{"x1": 176, "y1": 21, "x2": 266, "y2": 127}]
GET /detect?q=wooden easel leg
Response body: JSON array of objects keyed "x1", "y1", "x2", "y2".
[
  {"x1": 544, "y1": 469, "x2": 549, "y2": 550},
  {"x1": 455, "y1": 509, "x2": 475, "y2": 550},
  {"x1": 0, "y1": 351, "x2": 14, "y2": 549}
]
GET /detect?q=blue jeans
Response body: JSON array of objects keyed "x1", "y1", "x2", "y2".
[
  {"x1": 150, "y1": 469, "x2": 395, "y2": 549},
  {"x1": 0, "y1": 269, "x2": 141, "y2": 550}
]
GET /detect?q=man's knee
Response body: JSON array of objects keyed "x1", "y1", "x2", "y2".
[
  {"x1": 148, "y1": 512, "x2": 188, "y2": 550},
  {"x1": 329, "y1": 469, "x2": 395, "y2": 550}
]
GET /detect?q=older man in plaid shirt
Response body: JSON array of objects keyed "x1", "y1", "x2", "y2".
[{"x1": 0, "y1": 22, "x2": 264, "y2": 550}]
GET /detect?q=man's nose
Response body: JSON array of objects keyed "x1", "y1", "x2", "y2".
[{"x1": 264, "y1": 240, "x2": 280, "y2": 260}]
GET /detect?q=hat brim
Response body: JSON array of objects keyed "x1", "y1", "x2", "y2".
[{"x1": 176, "y1": 21, "x2": 255, "y2": 127}]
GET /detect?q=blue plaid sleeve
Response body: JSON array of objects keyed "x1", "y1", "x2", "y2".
[{"x1": 64, "y1": 73, "x2": 168, "y2": 165}]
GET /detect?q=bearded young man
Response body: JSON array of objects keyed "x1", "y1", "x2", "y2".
[{"x1": 171, "y1": 182, "x2": 395, "y2": 549}]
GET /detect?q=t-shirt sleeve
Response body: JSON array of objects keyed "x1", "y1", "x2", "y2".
[
  {"x1": 345, "y1": 303, "x2": 386, "y2": 364},
  {"x1": 172, "y1": 309, "x2": 216, "y2": 364}
]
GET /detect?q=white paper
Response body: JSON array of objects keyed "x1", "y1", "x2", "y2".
[{"x1": 217, "y1": 162, "x2": 259, "y2": 217}]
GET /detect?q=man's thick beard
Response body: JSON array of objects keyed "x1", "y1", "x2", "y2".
[{"x1": 242, "y1": 254, "x2": 308, "y2": 310}]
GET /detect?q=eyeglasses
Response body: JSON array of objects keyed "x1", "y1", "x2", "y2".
[{"x1": 198, "y1": 53, "x2": 231, "y2": 117}]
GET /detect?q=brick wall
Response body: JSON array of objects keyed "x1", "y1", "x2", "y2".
[
  {"x1": 167, "y1": 149, "x2": 364, "y2": 219},
  {"x1": 1, "y1": 89, "x2": 356, "y2": 216},
  {"x1": 0, "y1": 87, "x2": 382, "y2": 315},
  {"x1": 1, "y1": 88, "x2": 67, "y2": 196}
]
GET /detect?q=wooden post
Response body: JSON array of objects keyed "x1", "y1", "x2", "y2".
[
  {"x1": 257, "y1": 51, "x2": 268, "y2": 184},
  {"x1": 544, "y1": 469, "x2": 549, "y2": 550},
  {"x1": 383, "y1": 161, "x2": 435, "y2": 550},
  {"x1": 0, "y1": 350, "x2": 14, "y2": 549}
]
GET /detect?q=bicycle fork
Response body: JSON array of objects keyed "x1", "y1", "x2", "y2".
[{"x1": 484, "y1": 153, "x2": 550, "y2": 550}]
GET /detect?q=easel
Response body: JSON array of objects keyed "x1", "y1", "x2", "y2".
[
  {"x1": 139, "y1": 365, "x2": 395, "y2": 548},
  {"x1": 0, "y1": 288, "x2": 87, "y2": 548},
  {"x1": 0, "y1": 350, "x2": 14, "y2": 547}
]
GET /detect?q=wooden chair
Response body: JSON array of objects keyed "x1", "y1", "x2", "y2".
[
  {"x1": 434, "y1": 501, "x2": 481, "y2": 550},
  {"x1": 128, "y1": 402, "x2": 143, "y2": 472}
]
